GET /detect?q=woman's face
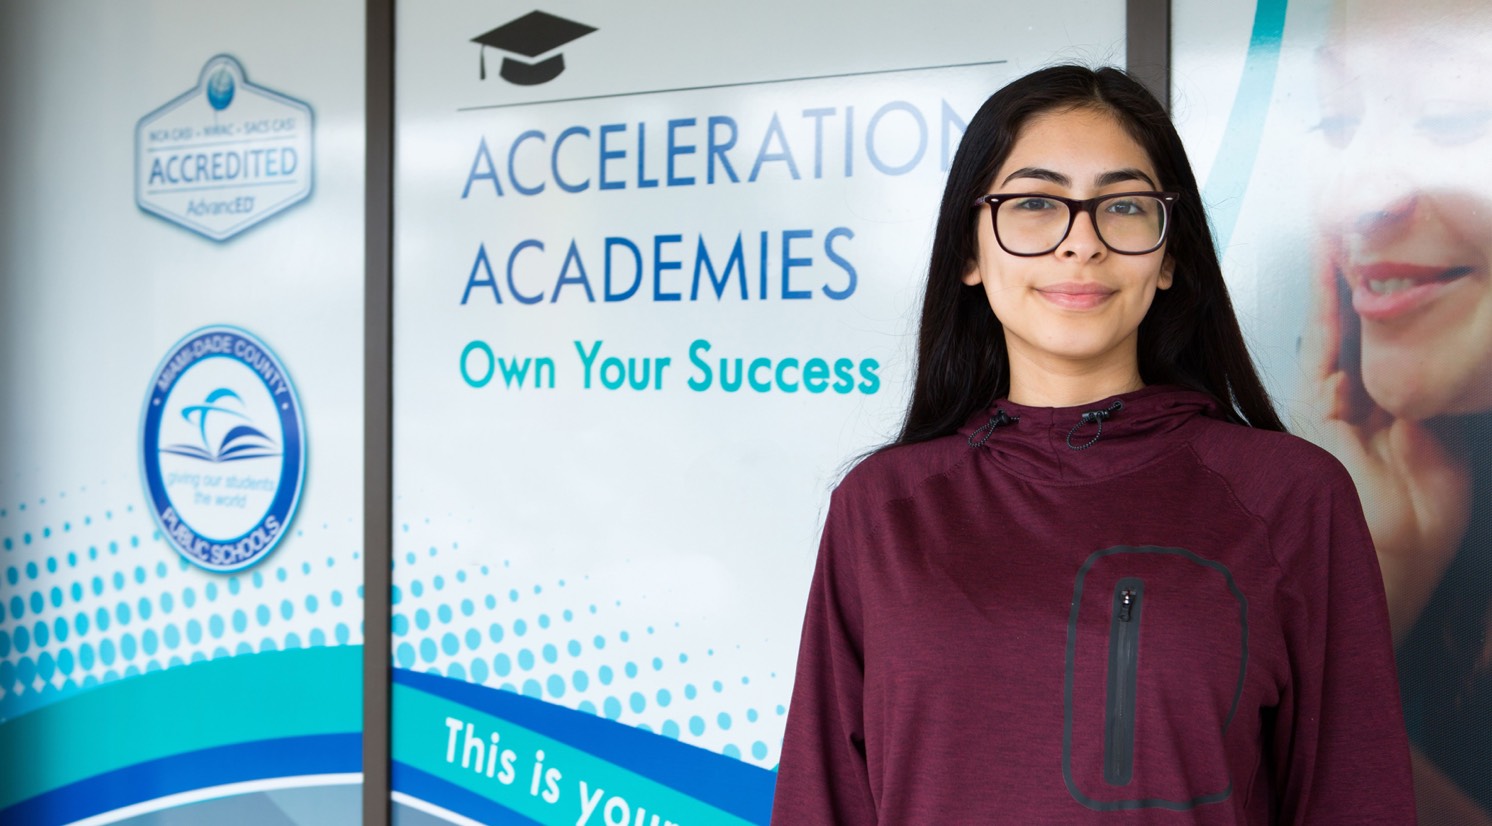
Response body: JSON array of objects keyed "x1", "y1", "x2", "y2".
[
  {"x1": 1317, "y1": 2, "x2": 1492, "y2": 418},
  {"x1": 963, "y1": 107, "x2": 1173, "y2": 382}
]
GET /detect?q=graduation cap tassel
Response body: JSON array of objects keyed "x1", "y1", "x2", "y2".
[{"x1": 480, "y1": 46, "x2": 487, "y2": 80}]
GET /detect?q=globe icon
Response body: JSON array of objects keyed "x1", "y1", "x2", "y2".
[{"x1": 207, "y1": 68, "x2": 235, "y2": 111}]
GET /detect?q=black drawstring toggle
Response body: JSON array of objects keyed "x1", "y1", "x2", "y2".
[
  {"x1": 1066, "y1": 400, "x2": 1123, "y2": 450},
  {"x1": 968, "y1": 408, "x2": 1019, "y2": 447}
]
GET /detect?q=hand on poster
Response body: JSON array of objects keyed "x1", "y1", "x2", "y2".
[{"x1": 1298, "y1": 255, "x2": 1470, "y2": 645}]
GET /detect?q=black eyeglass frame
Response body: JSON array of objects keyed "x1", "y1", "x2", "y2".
[{"x1": 972, "y1": 191, "x2": 1180, "y2": 256}]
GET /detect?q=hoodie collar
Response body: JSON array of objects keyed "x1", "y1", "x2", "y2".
[{"x1": 960, "y1": 385, "x2": 1222, "y2": 483}]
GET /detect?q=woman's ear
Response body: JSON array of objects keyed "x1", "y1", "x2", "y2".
[
  {"x1": 1158, "y1": 254, "x2": 1175, "y2": 290},
  {"x1": 961, "y1": 260, "x2": 982, "y2": 286}
]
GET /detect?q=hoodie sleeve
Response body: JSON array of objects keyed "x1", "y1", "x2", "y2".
[
  {"x1": 772, "y1": 488, "x2": 877, "y2": 824},
  {"x1": 1271, "y1": 461, "x2": 1416, "y2": 824}
]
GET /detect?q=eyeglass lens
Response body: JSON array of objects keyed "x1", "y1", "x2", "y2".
[{"x1": 996, "y1": 195, "x2": 1168, "y2": 254}]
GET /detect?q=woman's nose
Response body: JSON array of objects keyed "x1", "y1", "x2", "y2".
[
  {"x1": 1058, "y1": 210, "x2": 1106, "y2": 259},
  {"x1": 1328, "y1": 134, "x2": 1420, "y2": 245},
  {"x1": 1350, "y1": 193, "x2": 1419, "y2": 238}
]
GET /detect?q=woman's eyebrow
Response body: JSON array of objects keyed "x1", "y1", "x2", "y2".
[
  {"x1": 1001, "y1": 166, "x2": 1069, "y2": 187},
  {"x1": 1096, "y1": 168, "x2": 1157, "y2": 188},
  {"x1": 1001, "y1": 166, "x2": 1158, "y2": 189}
]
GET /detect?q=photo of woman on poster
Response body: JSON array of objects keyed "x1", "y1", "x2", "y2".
[{"x1": 1302, "y1": 1, "x2": 1492, "y2": 822}]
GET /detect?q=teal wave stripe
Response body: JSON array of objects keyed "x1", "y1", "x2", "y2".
[
  {"x1": 394, "y1": 683, "x2": 756, "y2": 826},
  {"x1": 0, "y1": 646, "x2": 362, "y2": 810},
  {"x1": 1202, "y1": 0, "x2": 1289, "y2": 251}
]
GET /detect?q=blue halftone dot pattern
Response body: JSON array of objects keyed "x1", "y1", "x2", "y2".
[
  {"x1": 387, "y1": 517, "x2": 790, "y2": 768},
  {"x1": 0, "y1": 485, "x2": 364, "y2": 717}
]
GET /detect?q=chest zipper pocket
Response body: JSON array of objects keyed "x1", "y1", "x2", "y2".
[{"x1": 1104, "y1": 577, "x2": 1145, "y2": 786}]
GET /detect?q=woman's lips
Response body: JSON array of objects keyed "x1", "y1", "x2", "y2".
[
  {"x1": 1349, "y1": 262, "x2": 1475, "y2": 321},
  {"x1": 1036, "y1": 282, "x2": 1115, "y2": 310}
]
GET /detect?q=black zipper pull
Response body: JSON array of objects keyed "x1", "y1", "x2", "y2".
[{"x1": 1119, "y1": 589, "x2": 1135, "y2": 622}]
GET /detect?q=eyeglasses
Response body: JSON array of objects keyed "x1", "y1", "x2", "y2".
[{"x1": 972, "y1": 191, "x2": 1179, "y2": 256}]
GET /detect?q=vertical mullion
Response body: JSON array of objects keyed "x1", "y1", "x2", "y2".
[
  {"x1": 363, "y1": 0, "x2": 395, "y2": 823},
  {"x1": 1126, "y1": 0, "x2": 1172, "y2": 112}
]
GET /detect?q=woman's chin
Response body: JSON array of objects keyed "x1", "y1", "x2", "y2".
[{"x1": 1361, "y1": 351, "x2": 1492, "y2": 420}]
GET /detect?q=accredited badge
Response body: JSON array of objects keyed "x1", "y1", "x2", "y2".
[
  {"x1": 135, "y1": 54, "x2": 315, "y2": 241},
  {"x1": 141, "y1": 326, "x2": 306, "y2": 571}
]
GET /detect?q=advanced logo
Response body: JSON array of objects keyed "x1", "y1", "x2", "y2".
[
  {"x1": 135, "y1": 55, "x2": 315, "y2": 241},
  {"x1": 471, "y1": 11, "x2": 596, "y2": 85},
  {"x1": 141, "y1": 326, "x2": 305, "y2": 572}
]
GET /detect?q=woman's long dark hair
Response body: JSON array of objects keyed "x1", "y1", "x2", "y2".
[{"x1": 897, "y1": 64, "x2": 1284, "y2": 444}]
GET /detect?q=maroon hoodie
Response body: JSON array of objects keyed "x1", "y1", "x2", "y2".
[{"x1": 773, "y1": 385, "x2": 1414, "y2": 824}]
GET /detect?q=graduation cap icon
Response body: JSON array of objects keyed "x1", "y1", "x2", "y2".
[{"x1": 472, "y1": 11, "x2": 597, "y2": 86}]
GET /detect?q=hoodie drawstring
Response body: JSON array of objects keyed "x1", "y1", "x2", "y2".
[
  {"x1": 968, "y1": 409, "x2": 1019, "y2": 447},
  {"x1": 1066, "y1": 400, "x2": 1124, "y2": 450}
]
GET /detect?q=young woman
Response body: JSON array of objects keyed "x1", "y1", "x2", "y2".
[
  {"x1": 772, "y1": 65, "x2": 1414, "y2": 823},
  {"x1": 1302, "y1": 2, "x2": 1492, "y2": 821}
]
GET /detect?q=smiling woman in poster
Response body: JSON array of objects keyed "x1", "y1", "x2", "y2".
[
  {"x1": 771, "y1": 65, "x2": 1414, "y2": 823},
  {"x1": 1301, "y1": 2, "x2": 1492, "y2": 823}
]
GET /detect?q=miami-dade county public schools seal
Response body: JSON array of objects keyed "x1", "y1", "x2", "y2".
[{"x1": 141, "y1": 326, "x2": 305, "y2": 572}]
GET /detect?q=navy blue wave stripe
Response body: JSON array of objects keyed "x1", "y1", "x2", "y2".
[
  {"x1": 394, "y1": 762, "x2": 543, "y2": 826},
  {"x1": 0, "y1": 732, "x2": 360, "y2": 826},
  {"x1": 395, "y1": 669, "x2": 775, "y2": 823}
]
